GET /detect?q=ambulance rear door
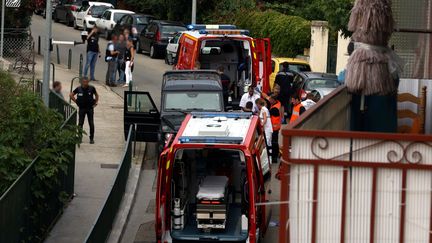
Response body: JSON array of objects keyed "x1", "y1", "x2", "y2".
[
  {"x1": 124, "y1": 91, "x2": 161, "y2": 142},
  {"x1": 253, "y1": 38, "x2": 272, "y2": 93}
]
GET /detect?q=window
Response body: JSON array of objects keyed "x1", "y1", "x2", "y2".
[
  {"x1": 163, "y1": 92, "x2": 222, "y2": 111},
  {"x1": 118, "y1": 15, "x2": 127, "y2": 25},
  {"x1": 161, "y1": 25, "x2": 187, "y2": 37},
  {"x1": 279, "y1": 62, "x2": 311, "y2": 73},
  {"x1": 271, "y1": 60, "x2": 276, "y2": 73},
  {"x1": 103, "y1": 11, "x2": 111, "y2": 20},
  {"x1": 89, "y1": 5, "x2": 109, "y2": 16},
  {"x1": 127, "y1": 93, "x2": 156, "y2": 113},
  {"x1": 114, "y1": 13, "x2": 127, "y2": 22},
  {"x1": 135, "y1": 16, "x2": 151, "y2": 25},
  {"x1": 305, "y1": 79, "x2": 340, "y2": 91}
]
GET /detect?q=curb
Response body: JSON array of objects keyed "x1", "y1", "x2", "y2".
[{"x1": 108, "y1": 142, "x2": 147, "y2": 243}]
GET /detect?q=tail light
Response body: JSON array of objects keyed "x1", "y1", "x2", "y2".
[
  {"x1": 70, "y1": 5, "x2": 77, "y2": 11},
  {"x1": 156, "y1": 30, "x2": 161, "y2": 41},
  {"x1": 131, "y1": 27, "x2": 138, "y2": 35}
]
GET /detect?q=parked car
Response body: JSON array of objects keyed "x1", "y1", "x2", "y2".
[
  {"x1": 112, "y1": 13, "x2": 154, "y2": 45},
  {"x1": 270, "y1": 57, "x2": 311, "y2": 90},
  {"x1": 165, "y1": 32, "x2": 183, "y2": 65},
  {"x1": 39, "y1": 0, "x2": 58, "y2": 18},
  {"x1": 53, "y1": 0, "x2": 83, "y2": 26},
  {"x1": 96, "y1": 9, "x2": 135, "y2": 39},
  {"x1": 138, "y1": 20, "x2": 186, "y2": 58},
  {"x1": 292, "y1": 72, "x2": 341, "y2": 100},
  {"x1": 74, "y1": 2, "x2": 113, "y2": 30}
]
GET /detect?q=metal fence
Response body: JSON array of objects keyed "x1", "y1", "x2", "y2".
[
  {"x1": 85, "y1": 125, "x2": 135, "y2": 243},
  {"x1": 0, "y1": 91, "x2": 77, "y2": 243},
  {"x1": 1, "y1": 28, "x2": 35, "y2": 74}
]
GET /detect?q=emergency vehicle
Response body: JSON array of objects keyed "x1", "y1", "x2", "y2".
[
  {"x1": 156, "y1": 112, "x2": 272, "y2": 243},
  {"x1": 174, "y1": 25, "x2": 272, "y2": 107}
]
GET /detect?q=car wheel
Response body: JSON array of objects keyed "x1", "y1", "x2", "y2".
[
  {"x1": 150, "y1": 45, "x2": 157, "y2": 58},
  {"x1": 68, "y1": 18, "x2": 74, "y2": 27},
  {"x1": 73, "y1": 20, "x2": 78, "y2": 29}
]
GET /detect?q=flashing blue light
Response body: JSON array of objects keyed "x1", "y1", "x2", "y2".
[
  {"x1": 179, "y1": 136, "x2": 243, "y2": 144},
  {"x1": 187, "y1": 24, "x2": 237, "y2": 31},
  {"x1": 191, "y1": 112, "x2": 252, "y2": 119}
]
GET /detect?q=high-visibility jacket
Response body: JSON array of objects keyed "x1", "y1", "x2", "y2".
[
  {"x1": 290, "y1": 103, "x2": 304, "y2": 123},
  {"x1": 270, "y1": 101, "x2": 282, "y2": 131}
]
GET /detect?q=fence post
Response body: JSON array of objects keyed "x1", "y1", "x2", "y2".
[
  {"x1": 68, "y1": 49, "x2": 72, "y2": 69},
  {"x1": 127, "y1": 81, "x2": 133, "y2": 107},
  {"x1": 56, "y1": 45, "x2": 61, "y2": 64},
  {"x1": 51, "y1": 63, "x2": 55, "y2": 86},
  {"x1": 79, "y1": 53, "x2": 83, "y2": 78},
  {"x1": 38, "y1": 36, "x2": 41, "y2": 55}
]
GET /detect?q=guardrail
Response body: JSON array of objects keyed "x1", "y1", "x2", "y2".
[
  {"x1": 84, "y1": 125, "x2": 135, "y2": 243},
  {"x1": 0, "y1": 91, "x2": 77, "y2": 243}
]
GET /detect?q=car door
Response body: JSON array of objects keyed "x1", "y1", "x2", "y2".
[
  {"x1": 113, "y1": 15, "x2": 127, "y2": 34},
  {"x1": 75, "y1": 4, "x2": 88, "y2": 26},
  {"x1": 166, "y1": 33, "x2": 180, "y2": 56},
  {"x1": 142, "y1": 23, "x2": 156, "y2": 51},
  {"x1": 124, "y1": 91, "x2": 161, "y2": 142}
]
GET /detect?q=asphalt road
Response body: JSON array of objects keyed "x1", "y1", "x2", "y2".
[{"x1": 30, "y1": 15, "x2": 171, "y2": 106}]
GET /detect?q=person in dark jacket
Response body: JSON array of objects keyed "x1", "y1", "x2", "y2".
[
  {"x1": 83, "y1": 27, "x2": 100, "y2": 81},
  {"x1": 69, "y1": 78, "x2": 99, "y2": 144}
]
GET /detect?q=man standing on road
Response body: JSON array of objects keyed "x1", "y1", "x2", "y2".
[
  {"x1": 70, "y1": 78, "x2": 99, "y2": 144},
  {"x1": 105, "y1": 35, "x2": 119, "y2": 86},
  {"x1": 274, "y1": 63, "x2": 294, "y2": 121},
  {"x1": 83, "y1": 27, "x2": 100, "y2": 82},
  {"x1": 116, "y1": 34, "x2": 127, "y2": 84}
]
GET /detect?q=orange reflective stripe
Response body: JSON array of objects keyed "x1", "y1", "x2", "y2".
[
  {"x1": 290, "y1": 104, "x2": 303, "y2": 123},
  {"x1": 270, "y1": 101, "x2": 282, "y2": 131}
]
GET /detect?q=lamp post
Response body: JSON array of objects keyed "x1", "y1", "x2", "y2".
[
  {"x1": 191, "y1": 0, "x2": 196, "y2": 24},
  {"x1": 42, "y1": 0, "x2": 53, "y2": 106}
]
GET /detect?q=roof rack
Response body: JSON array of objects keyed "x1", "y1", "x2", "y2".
[{"x1": 179, "y1": 136, "x2": 243, "y2": 144}]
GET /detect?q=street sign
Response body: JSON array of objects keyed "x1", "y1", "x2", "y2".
[{"x1": 6, "y1": 0, "x2": 20, "y2": 7}]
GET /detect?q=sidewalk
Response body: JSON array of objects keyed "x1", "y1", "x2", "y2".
[{"x1": 31, "y1": 58, "x2": 127, "y2": 243}]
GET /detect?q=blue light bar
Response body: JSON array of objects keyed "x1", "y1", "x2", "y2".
[
  {"x1": 179, "y1": 136, "x2": 243, "y2": 144},
  {"x1": 191, "y1": 112, "x2": 252, "y2": 119},
  {"x1": 198, "y1": 29, "x2": 250, "y2": 36},
  {"x1": 187, "y1": 24, "x2": 237, "y2": 31}
]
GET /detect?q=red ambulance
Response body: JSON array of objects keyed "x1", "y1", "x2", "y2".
[
  {"x1": 156, "y1": 112, "x2": 272, "y2": 243},
  {"x1": 174, "y1": 25, "x2": 272, "y2": 106}
]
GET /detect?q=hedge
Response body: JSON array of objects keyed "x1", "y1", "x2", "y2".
[{"x1": 235, "y1": 10, "x2": 311, "y2": 57}]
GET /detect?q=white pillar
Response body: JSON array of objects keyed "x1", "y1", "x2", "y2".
[
  {"x1": 309, "y1": 21, "x2": 329, "y2": 73},
  {"x1": 336, "y1": 31, "x2": 351, "y2": 75}
]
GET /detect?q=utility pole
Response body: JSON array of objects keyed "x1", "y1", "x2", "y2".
[
  {"x1": 1, "y1": 0, "x2": 5, "y2": 58},
  {"x1": 42, "y1": 0, "x2": 53, "y2": 106},
  {"x1": 191, "y1": 0, "x2": 196, "y2": 24}
]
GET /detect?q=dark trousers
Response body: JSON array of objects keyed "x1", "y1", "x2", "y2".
[
  {"x1": 78, "y1": 108, "x2": 95, "y2": 140},
  {"x1": 271, "y1": 130, "x2": 279, "y2": 162}
]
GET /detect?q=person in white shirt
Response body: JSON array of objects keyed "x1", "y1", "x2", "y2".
[
  {"x1": 239, "y1": 86, "x2": 261, "y2": 113},
  {"x1": 256, "y1": 98, "x2": 273, "y2": 147},
  {"x1": 301, "y1": 93, "x2": 318, "y2": 110}
]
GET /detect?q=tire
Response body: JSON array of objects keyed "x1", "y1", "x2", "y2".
[
  {"x1": 73, "y1": 20, "x2": 78, "y2": 29},
  {"x1": 68, "y1": 18, "x2": 74, "y2": 27},
  {"x1": 104, "y1": 29, "x2": 109, "y2": 39},
  {"x1": 149, "y1": 45, "x2": 157, "y2": 59}
]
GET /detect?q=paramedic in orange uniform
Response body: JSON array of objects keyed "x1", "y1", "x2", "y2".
[
  {"x1": 268, "y1": 94, "x2": 282, "y2": 163},
  {"x1": 290, "y1": 93, "x2": 306, "y2": 124}
]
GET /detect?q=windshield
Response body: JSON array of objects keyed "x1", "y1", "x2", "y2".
[
  {"x1": 163, "y1": 92, "x2": 222, "y2": 111},
  {"x1": 136, "y1": 16, "x2": 151, "y2": 25},
  {"x1": 306, "y1": 79, "x2": 340, "y2": 90},
  {"x1": 279, "y1": 63, "x2": 311, "y2": 72},
  {"x1": 90, "y1": 6, "x2": 110, "y2": 16},
  {"x1": 161, "y1": 25, "x2": 186, "y2": 37},
  {"x1": 114, "y1": 13, "x2": 127, "y2": 22}
]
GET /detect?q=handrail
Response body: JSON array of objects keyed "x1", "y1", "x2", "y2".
[{"x1": 84, "y1": 125, "x2": 135, "y2": 243}]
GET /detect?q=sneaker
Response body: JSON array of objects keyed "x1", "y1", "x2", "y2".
[{"x1": 90, "y1": 139, "x2": 95, "y2": 144}]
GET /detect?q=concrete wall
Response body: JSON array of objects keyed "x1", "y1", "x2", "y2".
[
  {"x1": 309, "y1": 21, "x2": 329, "y2": 72},
  {"x1": 336, "y1": 31, "x2": 351, "y2": 75}
]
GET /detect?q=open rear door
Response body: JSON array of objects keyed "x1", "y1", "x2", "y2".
[
  {"x1": 253, "y1": 38, "x2": 272, "y2": 94},
  {"x1": 124, "y1": 91, "x2": 161, "y2": 142}
]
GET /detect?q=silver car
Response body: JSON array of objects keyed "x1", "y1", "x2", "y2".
[{"x1": 293, "y1": 72, "x2": 341, "y2": 100}]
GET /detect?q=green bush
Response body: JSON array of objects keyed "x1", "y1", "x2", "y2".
[
  {"x1": 0, "y1": 71, "x2": 82, "y2": 240},
  {"x1": 235, "y1": 10, "x2": 311, "y2": 57}
]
